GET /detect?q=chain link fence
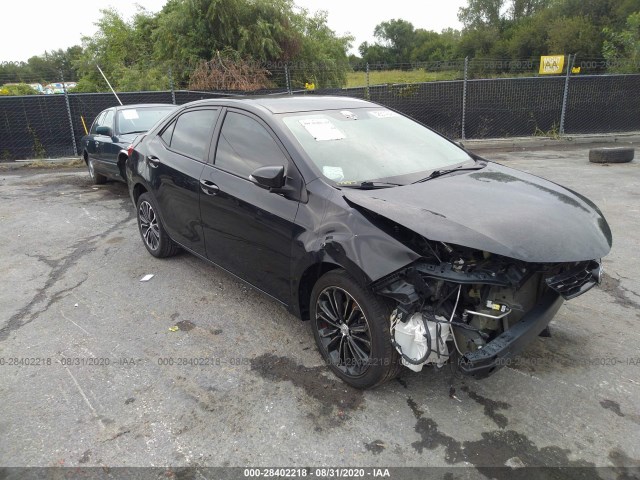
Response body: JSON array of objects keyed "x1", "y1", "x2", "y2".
[{"x1": 1, "y1": 57, "x2": 639, "y2": 160}]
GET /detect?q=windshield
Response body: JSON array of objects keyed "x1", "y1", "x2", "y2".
[
  {"x1": 117, "y1": 107, "x2": 175, "y2": 135},
  {"x1": 282, "y1": 108, "x2": 473, "y2": 185}
]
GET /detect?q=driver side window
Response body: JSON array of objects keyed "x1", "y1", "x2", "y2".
[
  {"x1": 101, "y1": 110, "x2": 115, "y2": 131},
  {"x1": 214, "y1": 111, "x2": 288, "y2": 179},
  {"x1": 90, "y1": 112, "x2": 105, "y2": 134}
]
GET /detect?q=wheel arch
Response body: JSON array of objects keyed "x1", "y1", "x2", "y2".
[
  {"x1": 296, "y1": 262, "x2": 341, "y2": 321},
  {"x1": 132, "y1": 182, "x2": 148, "y2": 206},
  {"x1": 295, "y1": 253, "x2": 375, "y2": 321},
  {"x1": 130, "y1": 181, "x2": 173, "y2": 239},
  {"x1": 117, "y1": 152, "x2": 128, "y2": 181}
]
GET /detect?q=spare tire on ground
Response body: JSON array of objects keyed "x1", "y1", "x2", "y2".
[{"x1": 589, "y1": 147, "x2": 635, "y2": 163}]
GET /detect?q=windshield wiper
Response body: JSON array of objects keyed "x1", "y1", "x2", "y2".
[
  {"x1": 412, "y1": 162, "x2": 487, "y2": 184},
  {"x1": 340, "y1": 181, "x2": 404, "y2": 189},
  {"x1": 120, "y1": 130, "x2": 147, "y2": 135}
]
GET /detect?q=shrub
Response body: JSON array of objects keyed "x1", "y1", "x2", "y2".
[{"x1": 0, "y1": 83, "x2": 38, "y2": 96}]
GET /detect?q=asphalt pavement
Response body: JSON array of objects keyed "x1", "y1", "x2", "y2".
[{"x1": 0, "y1": 146, "x2": 639, "y2": 476}]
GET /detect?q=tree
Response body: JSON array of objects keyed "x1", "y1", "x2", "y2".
[
  {"x1": 357, "y1": 19, "x2": 417, "y2": 66},
  {"x1": 28, "y1": 47, "x2": 82, "y2": 82},
  {"x1": 150, "y1": 0, "x2": 212, "y2": 67},
  {"x1": 509, "y1": 0, "x2": 549, "y2": 21},
  {"x1": 291, "y1": 10, "x2": 353, "y2": 87},
  {"x1": 410, "y1": 29, "x2": 461, "y2": 62},
  {"x1": 458, "y1": 0, "x2": 505, "y2": 28},
  {"x1": 358, "y1": 41, "x2": 392, "y2": 65},
  {"x1": 151, "y1": 0, "x2": 352, "y2": 88},
  {"x1": 458, "y1": 26, "x2": 501, "y2": 57},
  {"x1": 10, "y1": 0, "x2": 637, "y2": 93},
  {"x1": 74, "y1": 0, "x2": 352, "y2": 91},
  {"x1": 152, "y1": 0, "x2": 303, "y2": 67},
  {"x1": 74, "y1": 8, "x2": 169, "y2": 92},
  {"x1": 0, "y1": 47, "x2": 82, "y2": 85},
  {"x1": 603, "y1": 11, "x2": 640, "y2": 72},
  {"x1": 547, "y1": 16, "x2": 602, "y2": 56},
  {"x1": 348, "y1": 53, "x2": 363, "y2": 67},
  {"x1": 373, "y1": 19, "x2": 416, "y2": 64},
  {"x1": 504, "y1": 14, "x2": 550, "y2": 57},
  {"x1": 0, "y1": 62, "x2": 30, "y2": 84}
]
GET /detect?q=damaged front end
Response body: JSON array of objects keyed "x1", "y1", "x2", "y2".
[{"x1": 372, "y1": 241, "x2": 604, "y2": 378}]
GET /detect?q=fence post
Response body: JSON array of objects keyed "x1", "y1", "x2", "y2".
[
  {"x1": 461, "y1": 57, "x2": 469, "y2": 140},
  {"x1": 61, "y1": 70, "x2": 78, "y2": 156},
  {"x1": 559, "y1": 54, "x2": 574, "y2": 136},
  {"x1": 365, "y1": 63, "x2": 370, "y2": 100},
  {"x1": 168, "y1": 67, "x2": 176, "y2": 105},
  {"x1": 284, "y1": 64, "x2": 292, "y2": 95}
]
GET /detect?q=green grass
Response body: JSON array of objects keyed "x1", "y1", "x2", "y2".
[
  {"x1": 346, "y1": 69, "x2": 462, "y2": 88},
  {"x1": 344, "y1": 69, "x2": 543, "y2": 88}
]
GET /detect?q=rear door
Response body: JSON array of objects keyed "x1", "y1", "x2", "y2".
[
  {"x1": 143, "y1": 108, "x2": 221, "y2": 256},
  {"x1": 199, "y1": 109, "x2": 301, "y2": 302}
]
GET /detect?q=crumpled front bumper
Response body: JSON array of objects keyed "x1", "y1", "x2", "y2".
[{"x1": 458, "y1": 290, "x2": 564, "y2": 378}]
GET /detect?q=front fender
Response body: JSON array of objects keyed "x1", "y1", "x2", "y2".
[
  {"x1": 316, "y1": 189, "x2": 421, "y2": 284},
  {"x1": 288, "y1": 182, "x2": 421, "y2": 319},
  {"x1": 291, "y1": 183, "x2": 421, "y2": 302},
  {"x1": 320, "y1": 231, "x2": 419, "y2": 285}
]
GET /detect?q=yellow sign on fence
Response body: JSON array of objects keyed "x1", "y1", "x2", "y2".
[{"x1": 539, "y1": 55, "x2": 565, "y2": 75}]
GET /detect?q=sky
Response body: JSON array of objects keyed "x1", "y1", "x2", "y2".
[{"x1": 0, "y1": 0, "x2": 466, "y2": 62}]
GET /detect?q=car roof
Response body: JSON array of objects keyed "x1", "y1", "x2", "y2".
[
  {"x1": 114, "y1": 104, "x2": 176, "y2": 110},
  {"x1": 181, "y1": 95, "x2": 376, "y2": 114}
]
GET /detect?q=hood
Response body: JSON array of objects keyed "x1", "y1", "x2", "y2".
[
  {"x1": 116, "y1": 133, "x2": 138, "y2": 143},
  {"x1": 343, "y1": 162, "x2": 612, "y2": 263}
]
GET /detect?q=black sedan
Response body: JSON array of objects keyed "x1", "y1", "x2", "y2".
[
  {"x1": 126, "y1": 96, "x2": 611, "y2": 389},
  {"x1": 80, "y1": 104, "x2": 176, "y2": 184}
]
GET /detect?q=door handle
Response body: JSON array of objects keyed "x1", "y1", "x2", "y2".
[
  {"x1": 200, "y1": 179, "x2": 219, "y2": 196},
  {"x1": 147, "y1": 155, "x2": 160, "y2": 167}
]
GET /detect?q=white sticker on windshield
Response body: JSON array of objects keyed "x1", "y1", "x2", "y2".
[
  {"x1": 122, "y1": 109, "x2": 139, "y2": 120},
  {"x1": 322, "y1": 166, "x2": 345, "y2": 181},
  {"x1": 299, "y1": 119, "x2": 345, "y2": 141},
  {"x1": 370, "y1": 110, "x2": 399, "y2": 118}
]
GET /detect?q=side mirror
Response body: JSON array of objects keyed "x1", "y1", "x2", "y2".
[
  {"x1": 96, "y1": 126, "x2": 112, "y2": 136},
  {"x1": 249, "y1": 165, "x2": 285, "y2": 190}
]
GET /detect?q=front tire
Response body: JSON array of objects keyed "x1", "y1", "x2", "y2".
[
  {"x1": 310, "y1": 269, "x2": 401, "y2": 389},
  {"x1": 87, "y1": 156, "x2": 106, "y2": 185},
  {"x1": 136, "y1": 193, "x2": 179, "y2": 258}
]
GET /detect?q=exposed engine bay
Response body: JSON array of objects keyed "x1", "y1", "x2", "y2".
[{"x1": 372, "y1": 236, "x2": 603, "y2": 377}]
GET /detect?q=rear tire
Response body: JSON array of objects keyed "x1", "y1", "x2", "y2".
[
  {"x1": 136, "y1": 193, "x2": 179, "y2": 258},
  {"x1": 87, "y1": 157, "x2": 107, "y2": 184},
  {"x1": 310, "y1": 269, "x2": 401, "y2": 389}
]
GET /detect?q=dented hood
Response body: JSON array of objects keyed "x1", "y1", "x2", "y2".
[{"x1": 342, "y1": 162, "x2": 612, "y2": 263}]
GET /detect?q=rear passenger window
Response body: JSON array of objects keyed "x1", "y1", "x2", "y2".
[
  {"x1": 160, "y1": 121, "x2": 175, "y2": 145},
  {"x1": 167, "y1": 109, "x2": 219, "y2": 160},
  {"x1": 215, "y1": 112, "x2": 287, "y2": 179}
]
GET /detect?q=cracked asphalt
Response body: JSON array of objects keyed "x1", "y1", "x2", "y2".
[{"x1": 0, "y1": 146, "x2": 639, "y2": 475}]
